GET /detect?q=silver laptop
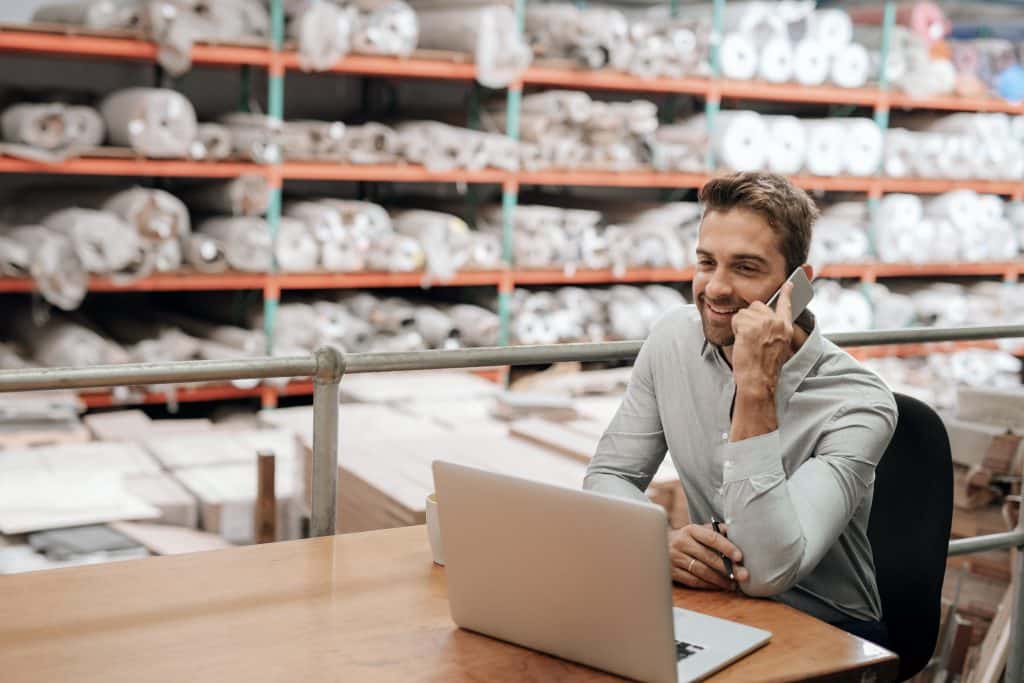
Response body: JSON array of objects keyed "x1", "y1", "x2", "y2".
[{"x1": 433, "y1": 461, "x2": 771, "y2": 683}]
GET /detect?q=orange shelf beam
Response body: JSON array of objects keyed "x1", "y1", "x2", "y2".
[
  {"x1": 0, "y1": 155, "x2": 264, "y2": 178},
  {"x1": 819, "y1": 262, "x2": 1022, "y2": 280},
  {"x1": 0, "y1": 26, "x2": 270, "y2": 66},
  {"x1": 719, "y1": 79, "x2": 880, "y2": 106},
  {"x1": 523, "y1": 64, "x2": 709, "y2": 95},
  {"x1": 886, "y1": 91, "x2": 1024, "y2": 114},
  {"x1": 278, "y1": 162, "x2": 509, "y2": 184},
  {"x1": 77, "y1": 383, "x2": 267, "y2": 408},
  {"x1": 279, "y1": 50, "x2": 477, "y2": 80},
  {"x1": 271, "y1": 270, "x2": 503, "y2": 289},
  {"x1": 512, "y1": 267, "x2": 696, "y2": 285},
  {"x1": 844, "y1": 340, "x2": 1024, "y2": 360}
]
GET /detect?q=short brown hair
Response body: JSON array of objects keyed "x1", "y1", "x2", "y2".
[{"x1": 698, "y1": 172, "x2": 819, "y2": 274}]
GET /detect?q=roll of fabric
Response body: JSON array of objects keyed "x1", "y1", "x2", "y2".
[
  {"x1": 720, "y1": 32, "x2": 758, "y2": 80},
  {"x1": 350, "y1": 0, "x2": 418, "y2": 57},
  {"x1": 415, "y1": 5, "x2": 531, "y2": 88},
  {"x1": 101, "y1": 186, "x2": 191, "y2": 241},
  {"x1": 448, "y1": 303, "x2": 499, "y2": 347},
  {"x1": 793, "y1": 38, "x2": 830, "y2": 86},
  {"x1": 180, "y1": 175, "x2": 271, "y2": 216},
  {"x1": 803, "y1": 119, "x2": 844, "y2": 176},
  {"x1": 365, "y1": 233, "x2": 424, "y2": 272},
  {"x1": 879, "y1": 193, "x2": 925, "y2": 227},
  {"x1": 758, "y1": 37, "x2": 794, "y2": 83},
  {"x1": 220, "y1": 112, "x2": 282, "y2": 164},
  {"x1": 1, "y1": 103, "x2": 105, "y2": 155},
  {"x1": 339, "y1": 123, "x2": 401, "y2": 164},
  {"x1": 0, "y1": 224, "x2": 88, "y2": 311},
  {"x1": 808, "y1": 8, "x2": 853, "y2": 54},
  {"x1": 184, "y1": 234, "x2": 229, "y2": 273},
  {"x1": 764, "y1": 115, "x2": 806, "y2": 175},
  {"x1": 287, "y1": 0, "x2": 354, "y2": 72},
  {"x1": 807, "y1": 206, "x2": 871, "y2": 268},
  {"x1": 392, "y1": 209, "x2": 472, "y2": 282},
  {"x1": 142, "y1": 0, "x2": 270, "y2": 76},
  {"x1": 197, "y1": 217, "x2": 272, "y2": 272},
  {"x1": 32, "y1": 1, "x2": 141, "y2": 29},
  {"x1": 100, "y1": 88, "x2": 198, "y2": 158},
  {"x1": 190, "y1": 123, "x2": 233, "y2": 161},
  {"x1": 10, "y1": 307, "x2": 132, "y2": 369},
  {"x1": 523, "y1": 3, "x2": 629, "y2": 71},
  {"x1": 830, "y1": 42, "x2": 871, "y2": 88},
  {"x1": 280, "y1": 119, "x2": 347, "y2": 160},
  {"x1": 711, "y1": 110, "x2": 767, "y2": 172},
  {"x1": 810, "y1": 280, "x2": 874, "y2": 333},
  {"x1": 312, "y1": 301, "x2": 375, "y2": 352},
  {"x1": 274, "y1": 216, "x2": 319, "y2": 272},
  {"x1": 43, "y1": 208, "x2": 144, "y2": 276},
  {"x1": 840, "y1": 118, "x2": 884, "y2": 176}
]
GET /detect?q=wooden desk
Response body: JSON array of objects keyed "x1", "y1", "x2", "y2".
[{"x1": 0, "y1": 526, "x2": 897, "y2": 682}]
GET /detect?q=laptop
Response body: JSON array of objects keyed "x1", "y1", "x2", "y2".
[{"x1": 433, "y1": 461, "x2": 771, "y2": 683}]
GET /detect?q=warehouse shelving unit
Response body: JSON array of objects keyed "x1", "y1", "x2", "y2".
[{"x1": 0, "y1": 1, "x2": 1022, "y2": 409}]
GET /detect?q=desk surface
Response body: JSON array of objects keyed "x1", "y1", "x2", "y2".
[{"x1": 0, "y1": 526, "x2": 896, "y2": 682}]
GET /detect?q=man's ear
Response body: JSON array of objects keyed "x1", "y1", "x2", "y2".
[{"x1": 800, "y1": 263, "x2": 814, "y2": 282}]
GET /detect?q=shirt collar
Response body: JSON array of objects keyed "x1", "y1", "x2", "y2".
[{"x1": 699, "y1": 310, "x2": 823, "y2": 404}]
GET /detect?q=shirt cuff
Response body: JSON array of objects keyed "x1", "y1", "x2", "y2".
[{"x1": 722, "y1": 430, "x2": 785, "y2": 485}]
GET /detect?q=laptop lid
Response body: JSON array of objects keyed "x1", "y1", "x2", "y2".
[{"x1": 433, "y1": 460, "x2": 679, "y2": 683}]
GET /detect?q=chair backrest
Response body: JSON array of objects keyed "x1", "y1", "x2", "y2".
[{"x1": 867, "y1": 393, "x2": 953, "y2": 681}]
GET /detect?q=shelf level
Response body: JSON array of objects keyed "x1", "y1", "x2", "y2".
[
  {"x1": 0, "y1": 263, "x2": 1018, "y2": 295},
  {"x1": 845, "y1": 340, "x2": 1024, "y2": 360},
  {"x1": 2, "y1": 28, "x2": 1021, "y2": 113}
]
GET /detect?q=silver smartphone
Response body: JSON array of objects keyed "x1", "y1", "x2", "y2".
[{"x1": 765, "y1": 268, "x2": 814, "y2": 322}]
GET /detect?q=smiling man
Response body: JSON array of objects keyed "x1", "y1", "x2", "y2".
[{"x1": 583, "y1": 172, "x2": 897, "y2": 645}]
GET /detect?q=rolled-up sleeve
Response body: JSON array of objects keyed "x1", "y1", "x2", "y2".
[
  {"x1": 724, "y1": 400, "x2": 897, "y2": 597},
  {"x1": 583, "y1": 335, "x2": 668, "y2": 505}
]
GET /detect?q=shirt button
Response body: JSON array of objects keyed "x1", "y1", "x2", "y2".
[{"x1": 721, "y1": 432, "x2": 728, "y2": 441}]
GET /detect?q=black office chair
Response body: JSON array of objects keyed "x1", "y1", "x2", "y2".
[{"x1": 867, "y1": 393, "x2": 953, "y2": 682}]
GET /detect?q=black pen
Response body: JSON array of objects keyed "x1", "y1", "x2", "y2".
[{"x1": 711, "y1": 516, "x2": 735, "y2": 582}]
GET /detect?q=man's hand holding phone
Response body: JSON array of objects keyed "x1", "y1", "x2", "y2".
[{"x1": 728, "y1": 269, "x2": 813, "y2": 443}]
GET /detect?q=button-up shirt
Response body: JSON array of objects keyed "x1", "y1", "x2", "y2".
[{"x1": 583, "y1": 305, "x2": 897, "y2": 623}]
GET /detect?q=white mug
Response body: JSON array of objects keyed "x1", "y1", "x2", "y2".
[{"x1": 426, "y1": 492, "x2": 444, "y2": 566}]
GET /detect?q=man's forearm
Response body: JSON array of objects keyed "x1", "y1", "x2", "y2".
[{"x1": 729, "y1": 386, "x2": 778, "y2": 442}]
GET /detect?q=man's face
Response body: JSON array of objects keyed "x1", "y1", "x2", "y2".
[{"x1": 693, "y1": 208, "x2": 789, "y2": 347}]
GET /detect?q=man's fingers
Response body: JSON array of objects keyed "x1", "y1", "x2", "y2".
[
  {"x1": 671, "y1": 567, "x2": 718, "y2": 590},
  {"x1": 775, "y1": 281, "x2": 793, "y2": 321},
  {"x1": 690, "y1": 524, "x2": 743, "y2": 563}
]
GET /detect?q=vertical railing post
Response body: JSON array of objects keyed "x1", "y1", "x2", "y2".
[
  {"x1": 1007, "y1": 504, "x2": 1024, "y2": 682},
  {"x1": 310, "y1": 346, "x2": 345, "y2": 537}
]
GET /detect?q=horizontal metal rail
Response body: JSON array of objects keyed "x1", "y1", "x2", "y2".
[{"x1": 0, "y1": 323, "x2": 1022, "y2": 680}]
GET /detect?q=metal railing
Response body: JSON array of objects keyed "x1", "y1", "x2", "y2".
[{"x1": 1, "y1": 323, "x2": 1023, "y2": 681}]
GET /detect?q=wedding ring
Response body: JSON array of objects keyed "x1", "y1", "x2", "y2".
[{"x1": 688, "y1": 558, "x2": 696, "y2": 573}]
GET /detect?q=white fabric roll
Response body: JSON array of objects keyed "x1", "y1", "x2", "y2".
[
  {"x1": 181, "y1": 175, "x2": 270, "y2": 217},
  {"x1": 830, "y1": 43, "x2": 871, "y2": 88},
  {"x1": 720, "y1": 32, "x2": 758, "y2": 80},
  {"x1": 840, "y1": 118, "x2": 884, "y2": 176},
  {"x1": 392, "y1": 209, "x2": 472, "y2": 282},
  {"x1": 415, "y1": 5, "x2": 531, "y2": 88},
  {"x1": 712, "y1": 110, "x2": 767, "y2": 172},
  {"x1": 925, "y1": 190, "x2": 979, "y2": 230},
  {"x1": 808, "y1": 9, "x2": 852, "y2": 54},
  {"x1": 878, "y1": 194, "x2": 924, "y2": 227},
  {"x1": 100, "y1": 88, "x2": 198, "y2": 158},
  {"x1": 350, "y1": 0, "x2": 418, "y2": 58},
  {"x1": 275, "y1": 217, "x2": 319, "y2": 272},
  {"x1": 793, "y1": 39, "x2": 830, "y2": 86},
  {"x1": 0, "y1": 224, "x2": 87, "y2": 311},
  {"x1": 758, "y1": 37, "x2": 794, "y2": 83},
  {"x1": 803, "y1": 119, "x2": 844, "y2": 176},
  {"x1": 883, "y1": 128, "x2": 915, "y2": 178},
  {"x1": 102, "y1": 187, "x2": 190, "y2": 241},
  {"x1": 184, "y1": 234, "x2": 229, "y2": 274},
  {"x1": 43, "y1": 208, "x2": 143, "y2": 276},
  {"x1": 1, "y1": 103, "x2": 105, "y2": 152},
  {"x1": 288, "y1": 1, "x2": 354, "y2": 72},
  {"x1": 32, "y1": 1, "x2": 140, "y2": 29},
  {"x1": 764, "y1": 115, "x2": 806, "y2": 174},
  {"x1": 190, "y1": 123, "x2": 233, "y2": 161},
  {"x1": 197, "y1": 217, "x2": 272, "y2": 272}
]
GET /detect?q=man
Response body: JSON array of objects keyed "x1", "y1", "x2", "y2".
[{"x1": 583, "y1": 172, "x2": 897, "y2": 644}]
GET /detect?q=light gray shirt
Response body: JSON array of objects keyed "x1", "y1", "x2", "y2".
[{"x1": 583, "y1": 305, "x2": 897, "y2": 623}]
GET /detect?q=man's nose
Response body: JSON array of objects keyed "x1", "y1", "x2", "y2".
[{"x1": 704, "y1": 268, "x2": 734, "y2": 300}]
